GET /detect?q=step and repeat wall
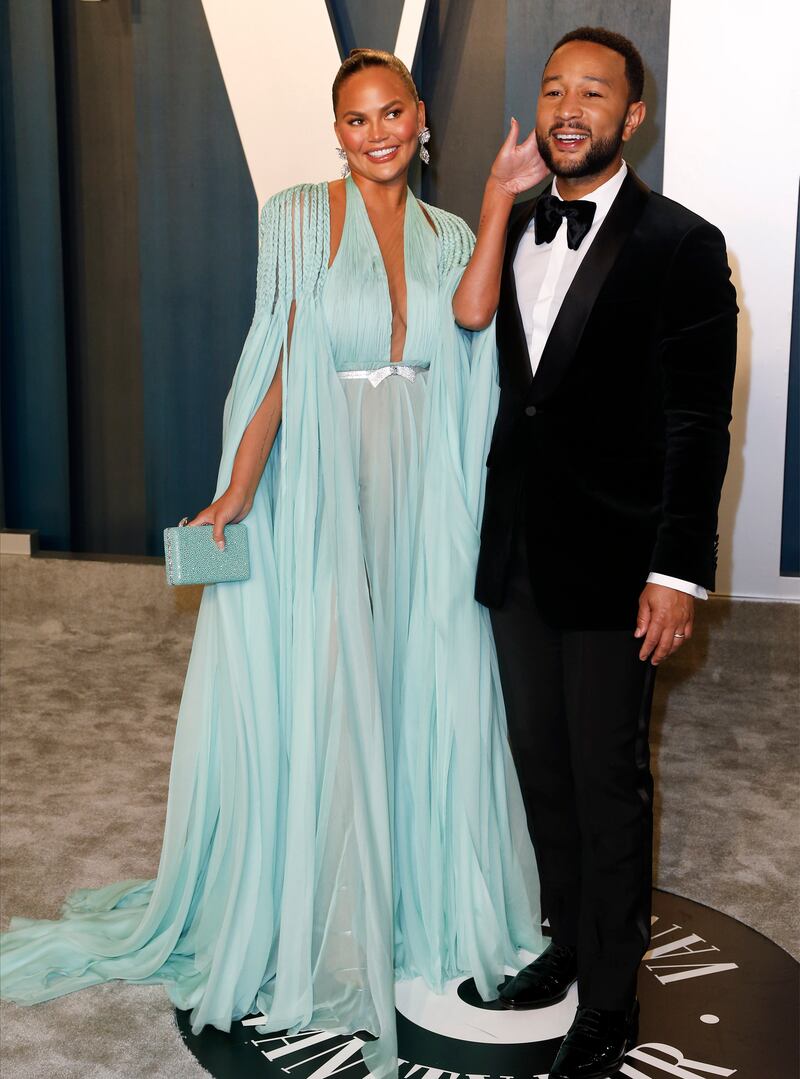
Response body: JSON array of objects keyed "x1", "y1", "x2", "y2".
[{"x1": 1, "y1": 0, "x2": 798, "y2": 600}]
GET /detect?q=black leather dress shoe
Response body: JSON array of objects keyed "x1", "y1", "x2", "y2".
[
  {"x1": 549, "y1": 1000, "x2": 639, "y2": 1078},
  {"x1": 499, "y1": 942, "x2": 578, "y2": 1009}
]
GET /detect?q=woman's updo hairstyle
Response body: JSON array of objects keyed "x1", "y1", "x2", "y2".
[{"x1": 332, "y1": 48, "x2": 419, "y2": 113}]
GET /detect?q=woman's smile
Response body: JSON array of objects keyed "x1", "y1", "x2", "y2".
[{"x1": 366, "y1": 145, "x2": 400, "y2": 162}]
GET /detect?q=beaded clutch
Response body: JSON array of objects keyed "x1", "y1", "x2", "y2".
[{"x1": 163, "y1": 519, "x2": 250, "y2": 586}]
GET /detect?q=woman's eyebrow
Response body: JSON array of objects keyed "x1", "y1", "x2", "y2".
[{"x1": 342, "y1": 98, "x2": 404, "y2": 117}]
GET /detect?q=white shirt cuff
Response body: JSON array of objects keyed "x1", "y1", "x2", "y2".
[{"x1": 647, "y1": 572, "x2": 708, "y2": 601}]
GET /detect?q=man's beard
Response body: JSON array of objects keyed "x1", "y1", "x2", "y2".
[{"x1": 536, "y1": 118, "x2": 626, "y2": 179}]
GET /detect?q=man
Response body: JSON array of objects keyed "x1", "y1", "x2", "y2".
[{"x1": 453, "y1": 26, "x2": 737, "y2": 1079}]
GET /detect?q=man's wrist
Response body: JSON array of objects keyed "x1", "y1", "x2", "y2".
[{"x1": 646, "y1": 572, "x2": 708, "y2": 601}]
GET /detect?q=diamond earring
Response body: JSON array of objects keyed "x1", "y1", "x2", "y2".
[
  {"x1": 418, "y1": 127, "x2": 431, "y2": 165},
  {"x1": 335, "y1": 147, "x2": 350, "y2": 178}
]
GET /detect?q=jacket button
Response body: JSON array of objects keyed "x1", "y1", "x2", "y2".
[{"x1": 525, "y1": 405, "x2": 537, "y2": 417}]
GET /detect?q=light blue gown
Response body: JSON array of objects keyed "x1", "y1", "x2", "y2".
[{"x1": 0, "y1": 178, "x2": 541, "y2": 1076}]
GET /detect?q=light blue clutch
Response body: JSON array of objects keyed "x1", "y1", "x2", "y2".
[{"x1": 163, "y1": 519, "x2": 250, "y2": 586}]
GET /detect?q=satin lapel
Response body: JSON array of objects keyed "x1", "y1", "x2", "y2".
[
  {"x1": 529, "y1": 170, "x2": 650, "y2": 404},
  {"x1": 501, "y1": 196, "x2": 538, "y2": 396}
]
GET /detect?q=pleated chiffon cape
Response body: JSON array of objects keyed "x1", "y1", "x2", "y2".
[{"x1": 0, "y1": 182, "x2": 541, "y2": 1077}]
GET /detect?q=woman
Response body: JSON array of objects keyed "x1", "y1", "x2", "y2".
[{"x1": 1, "y1": 50, "x2": 545, "y2": 1075}]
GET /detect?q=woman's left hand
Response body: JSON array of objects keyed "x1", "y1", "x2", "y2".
[{"x1": 489, "y1": 117, "x2": 549, "y2": 198}]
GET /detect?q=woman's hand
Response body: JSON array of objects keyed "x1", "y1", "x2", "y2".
[
  {"x1": 489, "y1": 117, "x2": 549, "y2": 198},
  {"x1": 188, "y1": 486, "x2": 252, "y2": 550},
  {"x1": 453, "y1": 118, "x2": 548, "y2": 330}
]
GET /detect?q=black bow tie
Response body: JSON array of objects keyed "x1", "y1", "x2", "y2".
[{"x1": 534, "y1": 193, "x2": 597, "y2": 251}]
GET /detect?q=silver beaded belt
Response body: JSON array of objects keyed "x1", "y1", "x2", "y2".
[{"x1": 338, "y1": 364, "x2": 423, "y2": 388}]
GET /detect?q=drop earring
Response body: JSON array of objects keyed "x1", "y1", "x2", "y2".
[
  {"x1": 418, "y1": 126, "x2": 431, "y2": 165},
  {"x1": 335, "y1": 147, "x2": 350, "y2": 178}
]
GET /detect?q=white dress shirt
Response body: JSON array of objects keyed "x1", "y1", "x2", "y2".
[{"x1": 513, "y1": 162, "x2": 707, "y2": 601}]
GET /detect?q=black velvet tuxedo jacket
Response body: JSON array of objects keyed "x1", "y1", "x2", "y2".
[{"x1": 475, "y1": 170, "x2": 738, "y2": 630}]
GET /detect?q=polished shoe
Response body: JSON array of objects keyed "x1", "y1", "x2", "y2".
[
  {"x1": 499, "y1": 942, "x2": 578, "y2": 1009},
  {"x1": 549, "y1": 1000, "x2": 639, "y2": 1078}
]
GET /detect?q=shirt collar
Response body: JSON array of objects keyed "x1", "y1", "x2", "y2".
[{"x1": 551, "y1": 160, "x2": 628, "y2": 228}]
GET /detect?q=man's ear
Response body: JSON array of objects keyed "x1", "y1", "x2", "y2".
[{"x1": 622, "y1": 100, "x2": 646, "y2": 143}]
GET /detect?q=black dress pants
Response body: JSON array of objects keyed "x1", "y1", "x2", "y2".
[{"x1": 490, "y1": 524, "x2": 656, "y2": 1010}]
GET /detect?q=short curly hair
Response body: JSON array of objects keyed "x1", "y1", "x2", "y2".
[
  {"x1": 332, "y1": 48, "x2": 419, "y2": 113},
  {"x1": 549, "y1": 27, "x2": 645, "y2": 104}
]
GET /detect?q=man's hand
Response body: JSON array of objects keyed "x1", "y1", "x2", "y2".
[
  {"x1": 489, "y1": 117, "x2": 550, "y2": 199},
  {"x1": 635, "y1": 584, "x2": 694, "y2": 665}
]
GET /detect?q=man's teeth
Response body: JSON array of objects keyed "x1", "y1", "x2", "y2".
[
  {"x1": 368, "y1": 147, "x2": 397, "y2": 158},
  {"x1": 555, "y1": 134, "x2": 588, "y2": 142}
]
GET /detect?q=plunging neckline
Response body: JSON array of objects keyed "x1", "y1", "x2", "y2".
[{"x1": 343, "y1": 175, "x2": 415, "y2": 365}]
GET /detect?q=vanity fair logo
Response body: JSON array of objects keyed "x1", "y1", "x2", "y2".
[
  {"x1": 235, "y1": 903, "x2": 742, "y2": 1079},
  {"x1": 245, "y1": 1028, "x2": 736, "y2": 1079},
  {"x1": 644, "y1": 915, "x2": 738, "y2": 985},
  {"x1": 179, "y1": 874, "x2": 797, "y2": 1076}
]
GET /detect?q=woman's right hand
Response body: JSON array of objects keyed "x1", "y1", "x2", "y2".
[
  {"x1": 187, "y1": 486, "x2": 252, "y2": 550},
  {"x1": 453, "y1": 118, "x2": 548, "y2": 331},
  {"x1": 489, "y1": 117, "x2": 549, "y2": 198}
]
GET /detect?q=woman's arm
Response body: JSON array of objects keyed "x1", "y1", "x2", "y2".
[
  {"x1": 452, "y1": 179, "x2": 517, "y2": 330},
  {"x1": 189, "y1": 303, "x2": 296, "y2": 548},
  {"x1": 453, "y1": 118, "x2": 549, "y2": 330}
]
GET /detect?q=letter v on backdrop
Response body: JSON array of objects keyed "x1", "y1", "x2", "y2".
[{"x1": 200, "y1": 0, "x2": 430, "y2": 206}]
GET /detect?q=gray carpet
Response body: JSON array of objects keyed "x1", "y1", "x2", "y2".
[
  {"x1": 1, "y1": 554, "x2": 798, "y2": 1077},
  {"x1": 651, "y1": 595, "x2": 800, "y2": 955},
  {"x1": 0, "y1": 557, "x2": 210, "y2": 1079}
]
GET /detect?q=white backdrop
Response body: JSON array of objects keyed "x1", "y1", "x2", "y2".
[
  {"x1": 202, "y1": 0, "x2": 799, "y2": 602},
  {"x1": 664, "y1": 0, "x2": 800, "y2": 601},
  {"x1": 200, "y1": 0, "x2": 426, "y2": 208},
  {"x1": 200, "y1": 0, "x2": 340, "y2": 208}
]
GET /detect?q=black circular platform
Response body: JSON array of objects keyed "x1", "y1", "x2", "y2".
[{"x1": 176, "y1": 890, "x2": 798, "y2": 1078}]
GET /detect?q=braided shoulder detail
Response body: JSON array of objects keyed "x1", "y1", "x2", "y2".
[
  {"x1": 255, "y1": 182, "x2": 330, "y2": 314},
  {"x1": 420, "y1": 203, "x2": 476, "y2": 278}
]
